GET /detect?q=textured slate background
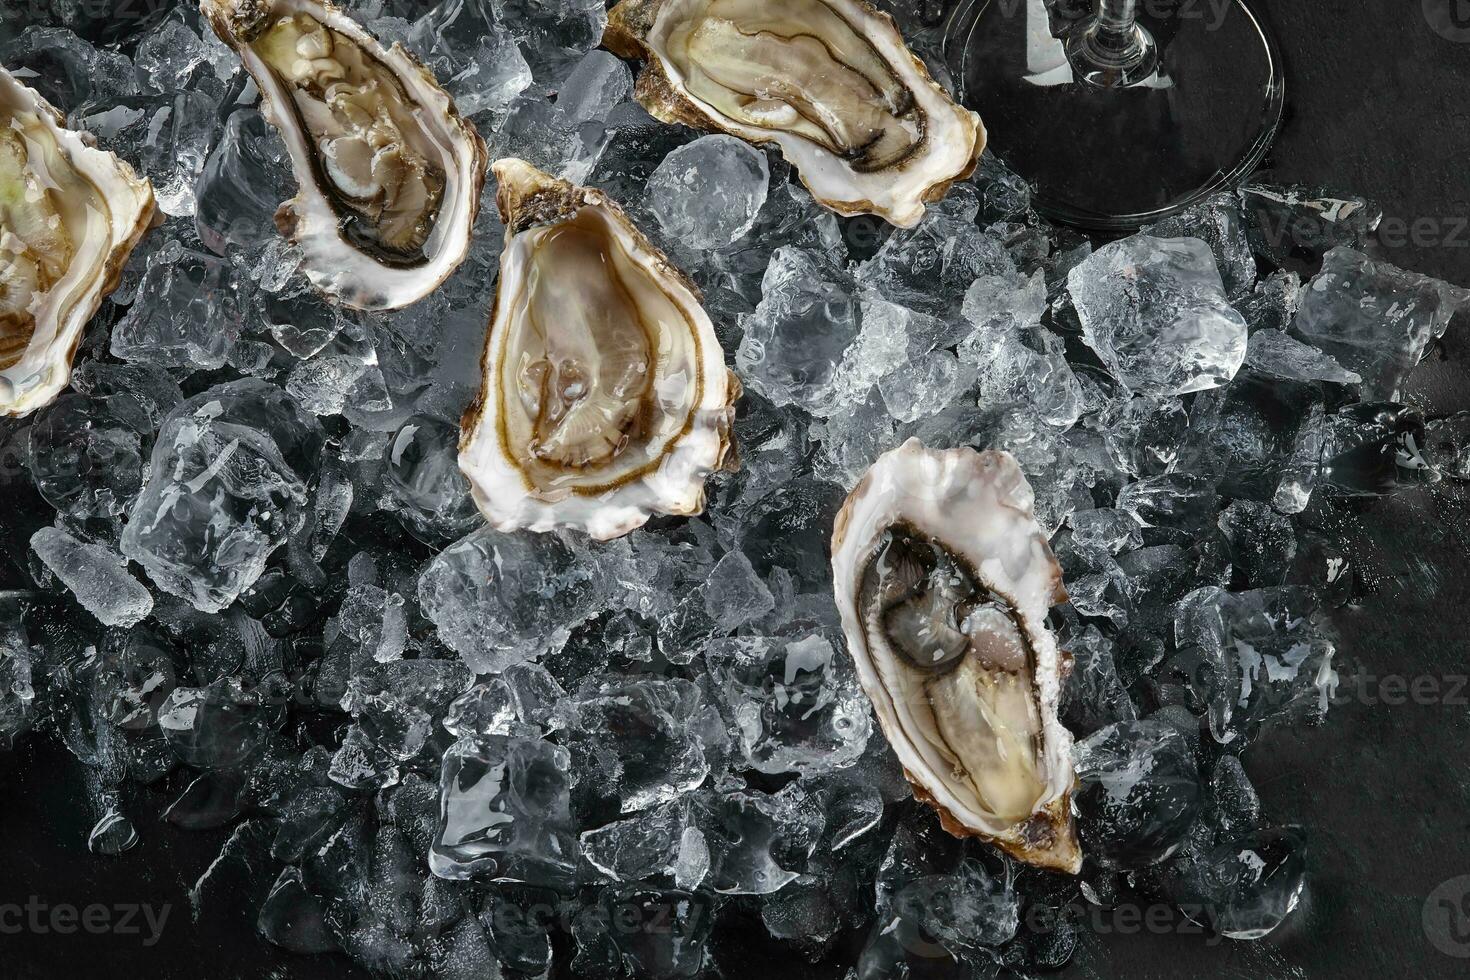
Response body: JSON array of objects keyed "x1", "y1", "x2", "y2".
[{"x1": 3, "y1": 2, "x2": 1470, "y2": 978}]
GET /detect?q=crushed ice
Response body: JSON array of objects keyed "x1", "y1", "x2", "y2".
[{"x1": 1, "y1": 1, "x2": 1467, "y2": 975}]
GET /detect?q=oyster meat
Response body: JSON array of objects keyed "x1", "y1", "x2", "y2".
[
  {"x1": 2, "y1": 67, "x2": 155, "y2": 417},
  {"x1": 831, "y1": 439, "x2": 1081, "y2": 872},
  {"x1": 459, "y1": 159, "x2": 738, "y2": 541},
  {"x1": 201, "y1": 0, "x2": 486, "y2": 310},
  {"x1": 605, "y1": 0, "x2": 985, "y2": 227}
]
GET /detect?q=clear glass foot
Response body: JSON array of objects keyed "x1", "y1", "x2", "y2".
[{"x1": 945, "y1": 0, "x2": 1285, "y2": 229}]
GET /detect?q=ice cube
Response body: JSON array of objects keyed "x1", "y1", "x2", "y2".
[
  {"x1": 382, "y1": 414, "x2": 481, "y2": 543},
  {"x1": 1116, "y1": 472, "x2": 1218, "y2": 541},
  {"x1": 701, "y1": 550, "x2": 776, "y2": 634},
  {"x1": 1206, "y1": 755, "x2": 1261, "y2": 834},
  {"x1": 73, "y1": 91, "x2": 217, "y2": 217},
  {"x1": 970, "y1": 149, "x2": 1033, "y2": 223},
  {"x1": 761, "y1": 879, "x2": 842, "y2": 957},
  {"x1": 961, "y1": 284, "x2": 1084, "y2": 426},
  {"x1": 282, "y1": 319, "x2": 392, "y2": 418},
  {"x1": 1239, "y1": 181, "x2": 1381, "y2": 263},
  {"x1": 445, "y1": 663, "x2": 564, "y2": 739},
  {"x1": 1217, "y1": 500, "x2": 1296, "y2": 588},
  {"x1": 1174, "y1": 586, "x2": 1337, "y2": 745},
  {"x1": 704, "y1": 633, "x2": 871, "y2": 775},
  {"x1": 490, "y1": 0, "x2": 608, "y2": 82},
  {"x1": 157, "y1": 685, "x2": 272, "y2": 769},
  {"x1": 556, "y1": 49, "x2": 633, "y2": 125},
  {"x1": 595, "y1": 526, "x2": 728, "y2": 659},
  {"x1": 861, "y1": 818, "x2": 1012, "y2": 973},
  {"x1": 575, "y1": 886, "x2": 712, "y2": 978},
  {"x1": 111, "y1": 243, "x2": 245, "y2": 370},
  {"x1": 429, "y1": 735, "x2": 579, "y2": 885},
  {"x1": 485, "y1": 94, "x2": 587, "y2": 182},
  {"x1": 1159, "y1": 826, "x2": 1307, "y2": 940},
  {"x1": 194, "y1": 109, "x2": 294, "y2": 258},
  {"x1": 135, "y1": 18, "x2": 211, "y2": 94},
  {"x1": 407, "y1": 1, "x2": 531, "y2": 118},
  {"x1": 0, "y1": 612, "x2": 35, "y2": 751},
  {"x1": 327, "y1": 725, "x2": 400, "y2": 791},
  {"x1": 1072, "y1": 719, "x2": 1203, "y2": 869},
  {"x1": 27, "y1": 362, "x2": 182, "y2": 522},
  {"x1": 257, "y1": 866, "x2": 339, "y2": 953},
  {"x1": 340, "y1": 659, "x2": 472, "y2": 767},
  {"x1": 856, "y1": 185, "x2": 1014, "y2": 317},
  {"x1": 832, "y1": 295, "x2": 939, "y2": 414},
  {"x1": 1092, "y1": 394, "x2": 1184, "y2": 479},
  {"x1": 878, "y1": 349, "x2": 964, "y2": 424},
  {"x1": 1143, "y1": 193, "x2": 1256, "y2": 298},
  {"x1": 811, "y1": 389, "x2": 901, "y2": 489},
  {"x1": 1233, "y1": 269, "x2": 1300, "y2": 333},
  {"x1": 694, "y1": 784, "x2": 822, "y2": 895},
  {"x1": 1070, "y1": 508, "x2": 1144, "y2": 555},
  {"x1": 1180, "y1": 374, "x2": 1322, "y2": 502},
  {"x1": 31, "y1": 526, "x2": 153, "y2": 628},
  {"x1": 580, "y1": 802, "x2": 690, "y2": 882},
  {"x1": 888, "y1": 858, "x2": 1020, "y2": 950},
  {"x1": 735, "y1": 248, "x2": 862, "y2": 414},
  {"x1": 555, "y1": 676, "x2": 717, "y2": 814},
  {"x1": 1068, "y1": 235, "x2": 1248, "y2": 396},
  {"x1": 1243, "y1": 329, "x2": 1362, "y2": 383},
  {"x1": 1291, "y1": 246, "x2": 1469, "y2": 399},
  {"x1": 419, "y1": 528, "x2": 599, "y2": 674},
  {"x1": 480, "y1": 888, "x2": 553, "y2": 976},
  {"x1": 120, "y1": 380, "x2": 323, "y2": 612},
  {"x1": 1298, "y1": 402, "x2": 1439, "y2": 500},
  {"x1": 1058, "y1": 623, "x2": 1138, "y2": 736},
  {"x1": 88, "y1": 625, "x2": 176, "y2": 731},
  {"x1": 646, "y1": 135, "x2": 770, "y2": 250},
  {"x1": 735, "y1": 478, "x2": 846, "y2": 597},
  {"x1": 0, "y1": 27, "x2": 139, "y2": 109}
]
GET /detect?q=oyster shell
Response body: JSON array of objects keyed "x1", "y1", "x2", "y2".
[
  {"x1": 458, "y1": 159, "x2": 738, "y2": 541},
  {"x1": 831, "y1": 439, "x2": 1081, "y2": 872},
  {"x1": 1, "y1": 67, "x2": 156, "y2": 418},
  {"x1": 604, "y1": 0, "x2": 985, "y2": 228},
  {"x1": 201, "y1": 0, "x2": 486, "y2": 310}
]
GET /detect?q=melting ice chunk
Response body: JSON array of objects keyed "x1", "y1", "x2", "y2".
[
  {"x1": 429, "y1": 735, "x2": 579, "y2": 885},
  {"x1": 1068, "y1": 235, "x2": 1248, "y2": 396}
]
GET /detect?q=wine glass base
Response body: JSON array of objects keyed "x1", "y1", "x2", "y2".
[{"x1": 946, "y1": 0, "x2": 1285, "y2": 230}]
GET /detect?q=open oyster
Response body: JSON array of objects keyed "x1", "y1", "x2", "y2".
[
  {"x1": 2, "y1": 67, "x2": 155, "y2": 418},
  {"x1": 605, "y1": 0, "x2": 985, "y2": 228},
  {"x1": 201, "y1": 0, "x2": 486, "y2": 310},
  {"x1": 459, "y1": 159, "x2": 738, "y2": 541},
  {"x1": 831, "y1": 439, "x2": 1081, "y2": 872}
]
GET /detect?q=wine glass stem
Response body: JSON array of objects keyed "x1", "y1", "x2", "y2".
[
  {"x1": 1097, "y1": 0, "x2": 1138, "y2": 33},
  {"x1": 1069, "y1": 0, "x2": 1158, "y2": 83}
]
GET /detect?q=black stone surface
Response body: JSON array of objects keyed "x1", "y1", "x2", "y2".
[{"x1": 3, "y1": 2, "x2": 1470, "y2": 979}]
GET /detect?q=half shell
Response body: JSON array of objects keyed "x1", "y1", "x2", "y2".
[
  {"x1": 605, "y1": 0, "x2": 985, "y2": 228},
  {"x1": 201, "y1": 0, "x2": 487, "y2": 310},
  {"x1": 1, "y1": 67, "x2": 156, "y2": 417},
  {"x1": 459, "y1": 159, "x2": 738, "y2": 541},
  {"x1": 831, "y1": 439, "x2": 1081, "y2": 872}
]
